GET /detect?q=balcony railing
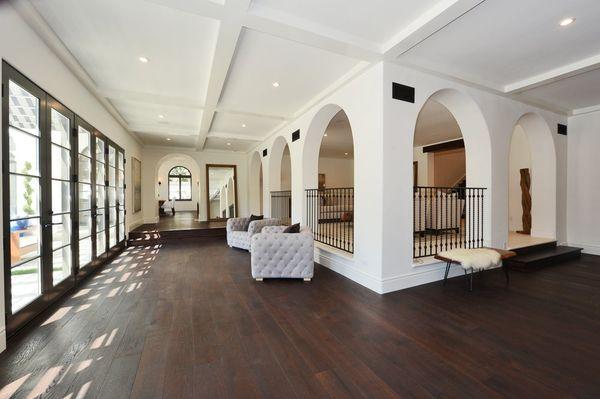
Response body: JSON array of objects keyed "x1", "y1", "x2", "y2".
[
  {"x1": 306, "y1": 188, "x2": 354, "y2": 253},
  {"x1": 270, "y1": 190, "x2": 291, "y2": 225},
  {"x1": 413, "y1": 186, "x2": 485, "y2": 258}
]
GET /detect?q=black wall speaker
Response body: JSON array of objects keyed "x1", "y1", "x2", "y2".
[
  {"x1": 262, "y1": 148, "x2": 268, "y2": 157},
  {"x1": 557, "y1": 123, "x2": 568, "y2": 135},
  {"x1": 292, "y1": 129, "x2": 300, "y2": 142},
  {"x1": 392, "y1": 82, "x2": 415, "y2": 103}
]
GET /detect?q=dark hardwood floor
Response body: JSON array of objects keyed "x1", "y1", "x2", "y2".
[
  {"x1": 1, "y1": 238, "x2": 599, "y2": 398},
  {"x1": 132, "y1": 211, "x2": 226, "y2": 232}
]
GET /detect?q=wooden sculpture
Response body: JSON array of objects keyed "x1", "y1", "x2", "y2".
[{"x1": 518, "y1": 168, "x2": 531, "y2": 234}]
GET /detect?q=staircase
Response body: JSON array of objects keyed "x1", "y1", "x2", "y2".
[
  {"x1": 505, "y1": 241, "x2": 582, "y2": 271},
  {"x1": 127, "y1": 227, "x2": 226, "y2": 246}
]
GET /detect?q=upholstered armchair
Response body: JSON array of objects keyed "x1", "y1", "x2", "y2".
[
  {"x1": 226, "y1": 217, "x2": 281, "y2": 251},
  {"x1": 250, "y1": 226, "x2": 314, "y2": 281}
]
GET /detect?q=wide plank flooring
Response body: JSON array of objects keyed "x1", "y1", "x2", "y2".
[{"x1": 1, "y1": 238, "x2": 599, "y2": 398}]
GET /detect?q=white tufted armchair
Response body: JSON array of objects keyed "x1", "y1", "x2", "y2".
[
  {"x1": 250, "y1": 226, "x2": 314, "y2": 281},
  {"x1": 226, "y1": 217, "x2": 281, "y2": 251}
]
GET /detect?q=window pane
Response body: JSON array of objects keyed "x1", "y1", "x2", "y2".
[
  {"x1": 119, "y1": 223, "x2": 125, "y2": 242},
  {"x1": 78, "y1": 183, "x2": 91, "y2": 210},
  {"x1": 108, "y1": 146, "x2": 116, "y2": 167},
  {"x1": 52, "y1": 181, "x2": 71, "y2": 214},
  {"x1": 118, "y1": 207, "x2": 125, "y2": 225},
  {"x1": 52, "y1": 214, "x2": 71, "y2": 249},
  {"x1": 79, "y1": 155, "x2": 91, "y2": 183},
  {"x1": 96, "y1": 213, "x2": 105, "y2": 232},
  {"x1": 108, "y1": 187, "x2": 116, "y2": 207},
  {"x1": 96, "y1": 138, "x2": 104, "y2": 161},
  {"x1": 11, "y1": 258, "x2": 41, "y2": 313},
  {"x1": 79, "y1": 210, "x2": 92, "y2": 238},
  {"x1": 96, "y1": 233, "x2": 105, "y2": 257},
  {"x1": 117, "y1": 170, "x2": 124, "y2": 188},
  {"x1": 168, "y1": 177, "x2": 180, "y2": 200},
  {"x1": 117, "y1": 188, "x2": 124, "y2": 205},
  {"x1": 96, "y1": 185, "x2": 105, "y2": 210},
  {"x1": 96, "y1": 161, "x2": 105, "y2": 184},
  {"x1": 50, "y1": 108, "x2": 70, "y2": 149},
  {"x1": 9, "y1": 81, "x2": 40, "y2": 136},
  {"x1": 9, "y1": 127, "x2": 39, "y2": 176},
  {"x1": 169, "y1": 166, "x2": 190, "y2": 176},
  {"x1": 10, "y1": 218, "x2": 41, "y2": 266},
  {"x1": 79, "y1": 237, "x2": 92, "y2": 267},
  {"x1": 10, "y1": 175, "x2": 40, "y2": 219},
  {"x1": 117, "y1": 152, "x2": 124, "y2": 171},
  {"x1": 109, "y1": 226, "x2": 116, "y2": 248},
  {"x1": 51, "y1": 144, "x2": 71, "y2": 180},
  {"x1": 180, "y1": 177, "x2": 191, "y2": 200},
  {"x1": 109, "y1": 207, "x2": 117, "y2": 227},
  {"x1": 109, "y1": 167, "x2": 116, "y2": 187},
  {"x1": 52, "y1": 245, "x2": 72, "y2": 286},
  {"x1": 78, "y1": 126, "x2": 91, "y2": 156}
]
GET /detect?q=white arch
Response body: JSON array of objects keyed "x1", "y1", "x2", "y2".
[
  {"x1": 510, "y1": 112, "x2": 557, "y2": 238},
  {"x1": 268, "y1": 135, "x2": 292, "y2": 192},
  {"x1": 248, "y1": 151, "x2": 263, "y2": 215},
  {"x1": 412, "y1": 89, "x2": 493, "y2": 246},
  {"x1": 154, "y1": 153, "x2": 200, "y2": 218}
]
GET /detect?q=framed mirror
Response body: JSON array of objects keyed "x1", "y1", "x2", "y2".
[{"x1": 206, "y1": 164, "x2": 238, "y2": 220}]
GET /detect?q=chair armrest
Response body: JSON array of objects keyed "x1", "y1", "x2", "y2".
[
  {"x1": 227, "y1": 217, "x2": 248, "y2": 232},
  {"x1": 248, "y1": 218, "x2": 282, "y2": 236},
  {"x1": 261, "y1": 226, "x2": 287, "y2": 234}
]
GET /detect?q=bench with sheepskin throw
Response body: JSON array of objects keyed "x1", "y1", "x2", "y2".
[{"x1": 435, "y1": 248, "x2": 516, "y2": 291}]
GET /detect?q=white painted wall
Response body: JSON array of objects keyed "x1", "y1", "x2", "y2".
[
  {"x1": 0, "y1": 2, "x2": 143, "y2": 352},
  {"x1": 156, "y1": 156, "x2": 200, "y2": 212},
  {"x1": 567, "y1": 111, "x2": 600, "y2": 255},
  {"x1": 318, "y1": 157, "x2": 354, "y2": 187},
  {"x1": 508, "y1": 125, "x2": 531, "y2": 232},
  {"x1": 412, "y1": 147, "x2": 430, "y2": 186},
  {"x1": 141, "y1": 147, "x2": 248, "y2": 223},
  {"x1": 281, "y1": 150, "x2": 292, "y2": 191}
]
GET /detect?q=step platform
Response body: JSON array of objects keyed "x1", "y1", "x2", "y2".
[{"x1": 504, "y1": 241, "x2": 582, "y2": 271}]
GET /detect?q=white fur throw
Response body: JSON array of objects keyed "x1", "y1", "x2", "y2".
[{"x1": 438, "y1": 248, "x2": 501, "y2": 270}]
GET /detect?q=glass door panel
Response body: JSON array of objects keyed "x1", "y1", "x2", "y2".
[
  {"x1": 77, "y1": 124, "x2": 93, "y2": 267},
  {"x1": 108, "y1": 145, "x2": 117, "y2": 248},
  {"x1": 48, "y1": 103, "x2": 73, "y2": 287},
  {"x1": 117, "y1": 150, "x2": 125, "y2": 242},
  {"x1": 95, "y1": 137, "x2": 107, "y2": 257},
  {"x1": 6, "y1": 79, "x2": 43, "y2": 313}
]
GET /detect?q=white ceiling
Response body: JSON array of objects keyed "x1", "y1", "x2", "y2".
[{"x1": 21, "y1": 0, "x2": 600, "y2": 151}]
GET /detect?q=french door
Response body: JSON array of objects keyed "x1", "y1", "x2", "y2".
[{"x1": 3, "y1": 62, "x2": 126, "y2": 335}]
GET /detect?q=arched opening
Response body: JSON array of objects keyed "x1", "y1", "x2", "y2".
[
  {"x1": 304, "y1": 106, "x2": 355, "y2": 253},
  {"x1": 155, "y1": 153, "x2": 200, "y2": 222},
  {"x1": 507, "y1": 113, "x2": 556, "y2": 249},
  {"x1": 412, "y1": 90, "x2": 491, "y2": 258},
  {"x1": 268, "y1": 136, "x2": 292, "y2": 224},
  {"x1": 248, "y1": 151, "x2": 263, "y2": 215}
]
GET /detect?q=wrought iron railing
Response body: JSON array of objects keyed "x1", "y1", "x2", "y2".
[
  {"x1": 270, "y1": 190, "x2": 291, "y2": 225},
  {"x1": 306, "y1": 188, "x2": 354, "y2": 253},
  {"x1": 413, "y1": 186, "x2": 485, "y2": 258}
]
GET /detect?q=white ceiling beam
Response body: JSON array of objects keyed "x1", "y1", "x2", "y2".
[
  {"x1": 571, "y1": 104, "x2": 600, "y2": 116},
  {"x1": 11, "y1": 0, "x2": 144, "y2": 146},
  {"x1": 214, "y1": 107, "x2": 289, "y2": 121},
  {"x1": 383, "y1": 0, "x2": 486, "y2": 60},
  {"x1": 243, "y1": 9, "x2": 379, "y2": 62},
  {"x1": 195, "y1": 0, "x2": 252, "y2": 150},
  {"x1": 207, "y1": 132, "x2": 264, "y2": 141},
  {"x1": 504, "y1": 54, "x2": 600, "y2": 93},
  {"x1": 143, "y1": 0, "x2": 226, "y2": 21}
]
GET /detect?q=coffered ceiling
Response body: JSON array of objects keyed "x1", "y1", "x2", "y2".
[{"x1": 15, "y1": 0, "x2": 600, "y2": 151}]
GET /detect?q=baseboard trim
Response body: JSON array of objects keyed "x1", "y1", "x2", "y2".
[
  {"x1": 568, "y1": 242, "x2": 600, "y2": 256},
  {"x1": 314, "y1": 247, "x2": 382, "y2": 293},
  {"x1": 143, "y1": 217, "x2": 159, "y2": 224}
]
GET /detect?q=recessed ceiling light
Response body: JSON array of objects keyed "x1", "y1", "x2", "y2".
[
  {"x1": 241, "y1": 124, "x2": 246, "y2": 128},
  {"x1": 138, "y1": 56, "x2": 149, "y2": 63},
  {"x1": 166, "y1": 138, "x2": 171, "y2": 141},
  {"x1": 227, "y1": 142, "x2": 231, "y2": 146},
  {"x1": 272, "y1": 82, "x2": 280, "y2": 88},
  {"x1": 324, "y1": 133, "x2": 328, "y2": 137},
  {"x1": 559, "y1": 17, "x2": 575, "y2": 26},
  {"x1": 344, "y1": 152, "x2": 349, "y2": 156},
  {"x1": 158, "y1": 114, "x2": 164, "y2": 119}
]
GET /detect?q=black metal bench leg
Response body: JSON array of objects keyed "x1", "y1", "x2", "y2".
[
  {"x1": 443, "y1": 261, "x2": 451, "y2": 285},
  {"x1": 503, "y1": 264, "x2": 510, "y2": 285}
]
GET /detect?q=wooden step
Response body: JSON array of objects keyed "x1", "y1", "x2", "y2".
[
  {"x1": 505, "y1": 245, "x2": 582, "y2": 271},
  {"x1": 128, "y1": 227, "x2": 226, "y2": 246}
]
